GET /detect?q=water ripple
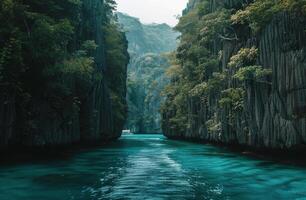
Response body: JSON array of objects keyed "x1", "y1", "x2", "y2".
[{"x1": 1, "y1": 134, "x2": 306, "y2": 199}]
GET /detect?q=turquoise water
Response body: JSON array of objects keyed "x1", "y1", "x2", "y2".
[{"x1": 1, "y1": 134, "x2": 306, "y2": 200}]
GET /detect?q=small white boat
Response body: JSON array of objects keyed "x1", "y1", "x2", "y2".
[{"x1": 122, "y1": 130, "x2": 133, "y2": 135}]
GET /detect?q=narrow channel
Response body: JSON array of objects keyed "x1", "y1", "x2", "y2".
[{"x1": 1, "y1": 134, "x2": 306, "y2": 200}]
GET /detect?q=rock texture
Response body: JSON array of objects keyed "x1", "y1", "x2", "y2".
[
  {"x1": 0, "y1": 0, "x2": 128, "y2": 148},
  {"x1": 162, "y1": 0, "x2": 306, "y2": 150},
  {"x1": 118, "y1": 13, "x2": 178, "y2": 133}
]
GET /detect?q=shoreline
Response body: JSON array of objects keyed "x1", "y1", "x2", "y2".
[
  {"x1": 2, "y1": 134, "x2": 306, "y2": 167},
  {"x1": 0, "y1": 138, "x2": 120, "y2": 166},
  {"x1": 165, "y1": 135, "x2": 306, "y2": 167}
]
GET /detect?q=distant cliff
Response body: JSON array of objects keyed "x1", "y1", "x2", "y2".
[
  {"x1": 117, "y1": 12, "x2": 178, "y2": 56},
  {"x1": 118, "y1": 13, "x2": 179, "y2": 133},
  {"x1": 0, "y1": 0, "x2": 129, "y2": 148},
  {"x1": 161, "y1": 0, "x2": 306, "y2": 150}
]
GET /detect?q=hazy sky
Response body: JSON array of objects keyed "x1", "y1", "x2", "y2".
[{"x1": 116, "y1": 0, "x2": 189, "y2": 27}]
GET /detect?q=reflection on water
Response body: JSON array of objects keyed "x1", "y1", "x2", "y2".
[{"x1": 1, "y1": 134, "x2": 306, "y2": 199}]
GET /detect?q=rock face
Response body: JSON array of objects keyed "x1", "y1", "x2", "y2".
[
  {"x1": 117, "y1": 13, "x2": 179, "y2": 56},
  {"x1": 126, "y1": 53, "x2": 170, "y2": 133},
  {"x1": 162, "y1": 0, "x2": 306, "y2": 149},
  {"x1": 0, "y1": 0, "x2": 129, "y2": 148},
  {"x1": 118, "y1": 13, "x2": 179, "y2": 133}
]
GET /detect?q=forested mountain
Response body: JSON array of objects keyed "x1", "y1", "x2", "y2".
[
  {"x1": 117, "y1": 12, "x2": 178, "y2": 56},
  {"x1": 118, "y1": 13, "x2": 179, "y2": 133},
  {"x1": 0, "y1": 0, "x2": 129, "y2": 147},
  {"x1": 161, "y1": 0, "x2": 306, "y2": 149}
]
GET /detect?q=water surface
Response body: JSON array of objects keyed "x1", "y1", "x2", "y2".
[{"x1": 1, "y1": 134, "x2": 306, "y2": 199}]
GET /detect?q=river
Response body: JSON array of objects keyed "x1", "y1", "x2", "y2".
[{"x1": 1, "y1": 134, "x2": 306, "y2": 199}]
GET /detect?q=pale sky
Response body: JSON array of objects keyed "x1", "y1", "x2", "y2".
[{"x1": 116, "y1": 0, "x2": 189, "y2": 27}]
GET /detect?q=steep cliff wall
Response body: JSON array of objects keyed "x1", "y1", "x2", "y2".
[
  {"x1": 0, "y1": 0, "x2": 129, "y2": 148},
  {"x1": 118, "y1": 13, "x2": 178, "y2": 133},
  {"x1": 126, "y1": 54, "x2": 170, "y2": 133},
  {"x1": 162, "y1": 0, "x2": 306, "y2": 150}
]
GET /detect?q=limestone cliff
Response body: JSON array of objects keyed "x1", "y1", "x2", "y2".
[
  {"x1": 118, "y1": 13, "x2": 178, "y2": 133},
  {"x1": 0, "y1": 0, "x2": 129, "y2": 148},
  {"x1": 162, "y1": 0, "x2": 306, "y2": 150}
]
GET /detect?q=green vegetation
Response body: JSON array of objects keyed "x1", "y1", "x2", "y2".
[
  {"x1": 117, "y1": 13, "x2": 179, "y2": 55},
  {"x1": 232, "y1": 0, "x2": 306, "y2": 32},
  {"x1": 118, "y1": 13, "x2": 178, "y2": 133},
  {"x1": 161, "y1": 0, "x2": 294, "y2": 137},
  {"x1": 126, "y1": 54, "x2": 170, "y2": 133},
  {"x1": 228, "y1": 47, "x2": 271, "y2": 82},
  {"x1": 0, "y1": 0, "x2": 129, "y2": 141}
]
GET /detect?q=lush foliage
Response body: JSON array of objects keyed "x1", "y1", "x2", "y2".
[
  {"x1": 0, "y1": 0, "x2": 129, "y2": 136},
  {"x1": 117, "y1": 13, "x2": 179, "y2": 55},
  {"x1": 160, "y1": 0, "x2": 286, "y2": 136},
  {"x1": 232, "y1": 0, "x2": 306, "y2": 32},
  {"x1": 126, "y1": 54, "x2": 170, "y2": 133},
  {"x1": 118, "y1": 13, "x2": 178, "y2": 133}
]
